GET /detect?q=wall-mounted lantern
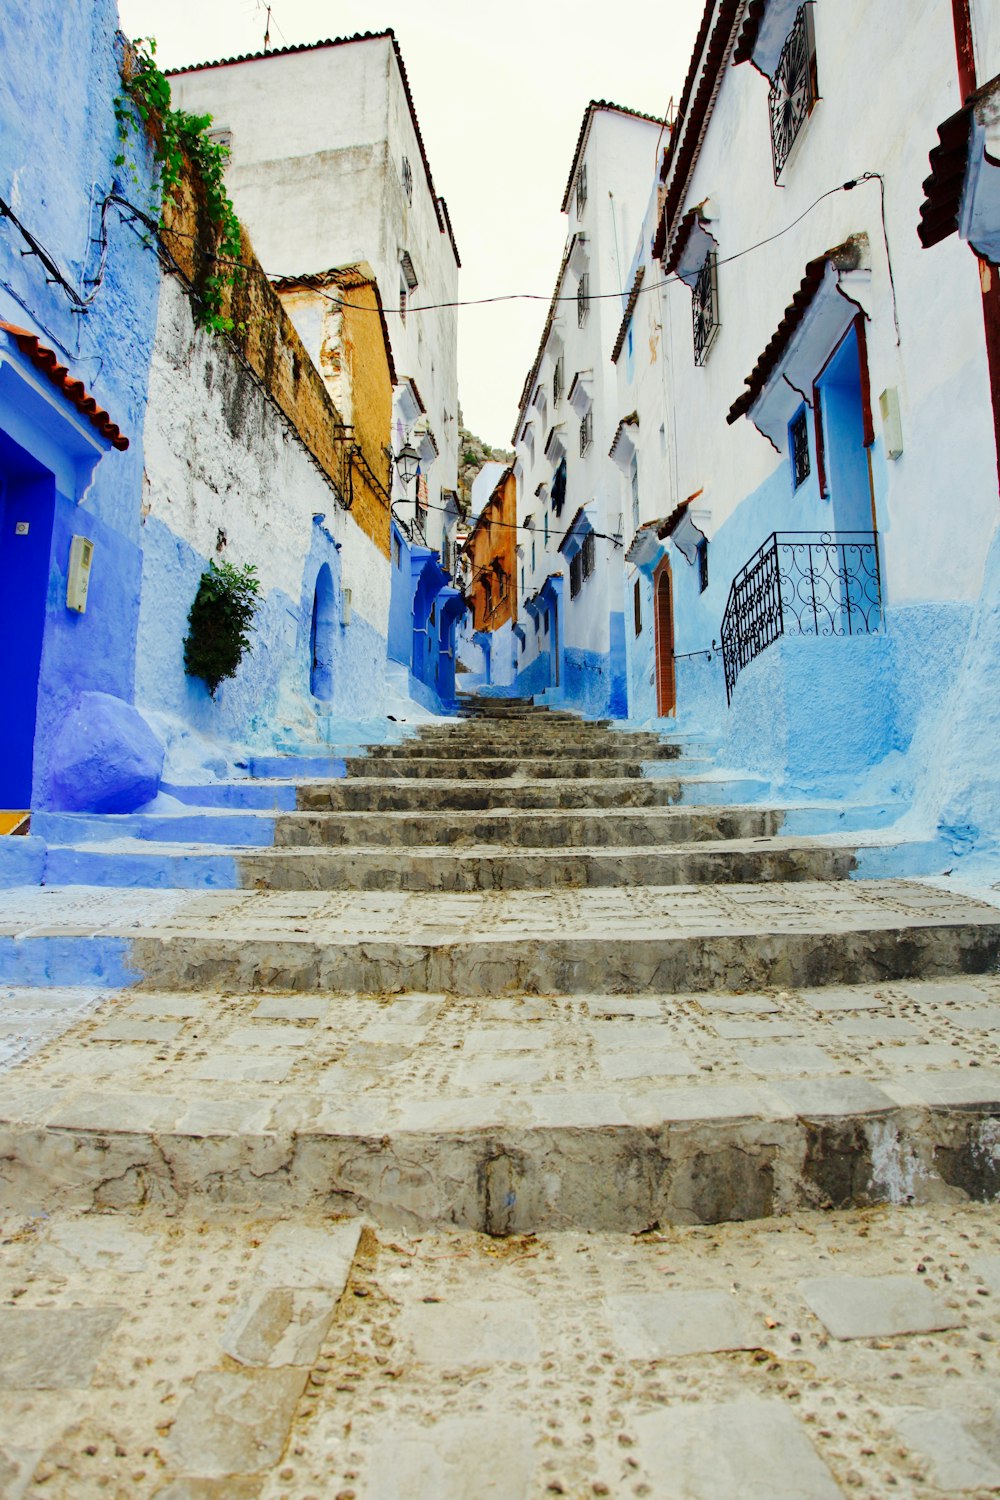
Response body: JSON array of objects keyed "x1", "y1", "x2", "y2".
[{"x1": 395, "y1": 442, "x2": 420, "y2": 488}]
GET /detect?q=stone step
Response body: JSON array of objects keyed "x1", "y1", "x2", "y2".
[
  {"x1": 2, "y1": 881, "x2": 997, "y2": 996},
  {"x1": 38, "y1": 836, "x2": 874, "y2": 892},
  {"x1": 357, "y1": 740, "x2": 683, "y2": 762},
  {"x1": 4, "y1": 975, "x2": 1000, "y2": 1231},
  {"x1": 273, "y1": 805, "x2": 784, "y2": 848},
  {"x1": 295, "y1": 775, "x2": 692, "y2": 811},
  {"x1": 341, "y1": 755, "x2": 668, "y2": 779}
]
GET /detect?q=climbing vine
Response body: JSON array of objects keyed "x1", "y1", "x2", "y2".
[
  {"x1": 184, "y1": 561, "x2": 261, "y2": 696},
  {"x1": 115, "y1": 37, "x2": 243, "y2": 332}
]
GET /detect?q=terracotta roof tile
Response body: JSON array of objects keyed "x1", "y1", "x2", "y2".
[
  {"x1": 917, "y1": 102, "x2": 973, "y2": 249},
  {"x1": 654, "y1": 0, "x2": 742, "y2": 262},
  {"x1": 0, "y1": 322, "x2": 129, "y2": 450},
  {"x1": 726, "y1": 238, "x2": 865, "y2": 425},
  {"x1": 732, "y1": 0, "x2": 766, "y2": 65},
  {"x1": 611, "y1": 266, "x2": 646, "y2": 365},
  {"x1": 561, "y1": 100, "x2": 668, "y2": 214},
  {"x1": 663, "y1": 206, "x2": 705, "y2": 276}
]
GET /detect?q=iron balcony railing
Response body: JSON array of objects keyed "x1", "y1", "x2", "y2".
[{"x1": 720, "y1": 531, "x2": 882, "y2": 703}]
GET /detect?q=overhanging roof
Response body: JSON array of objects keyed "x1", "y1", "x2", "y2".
[
  {"x1": 611, "y1": 266, "x2": 645, "y2": 364},
  {"x1": 561, "y1": 100, "x2": 668, "y2": 213},
  {"x1": 0, "y1": 322, "x2": 129, "y2": 449}
]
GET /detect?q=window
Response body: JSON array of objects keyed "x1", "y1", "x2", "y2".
[
  {"x1": 697, "y1": 538, "x2": 709, "y2": 594},
  {"x1": 577, "y1": 272, "x2": 590, "y2": 327},
  {"x1": 399, "y1": 270, "x2": 408, "y2": 325},
  {"x1": 570, "y1": 551, "x2": 583, "y2": 598},
  {"x1": 630, "y1": 453, "x2": 640, "y2": 529},
  {"x1": 531, "y1": 538, "x2": 536, "y2": 571},
  {"x1": 582, "y1": 529, "x2": 596, "y2": 580},
  {"x1": 551, "y1": 457, "x2": 567, "y2": 517},
  {"x1": 429, "y1": 603, "x2": 436, "y2": 626},
  {"x1": 393, "y1": 533, "x2": 401, "y2": 568},
  {"x1": 769, "y1": 5, "x2": 818, "y2": 181},
  {"x1": 521, "y1": 565, "x2": 525, "y2": 596},
  {"x1": 692, "y1": 252, "x2": 720, "y2": 366},
  {"x1": 207, "y1": 126, "x2": 233, "y2": 154},
  {"x1": 483, "y1": 577, "x2": 492, "y2": 615},
  {"x1": 577, "y1": 163, "x2": 588, "y2": 218},
  {"x1": 544, "y1": 512, "x2": 549, "y2": 546},
  {"x1": 553, "y1": 356, "x2": 564, "y2": 404},
  {"x1": 402, "y1": 155, "x2": 413, "y2": 201},
  {"x1": 580, "y1": 409, "x2": 593, "y2": 456},
  {"x1": 790, "y1": 406, "x2": 811, "y2": 489},
  {"x1": 634, "y1": 577, "x2": 642, "y2": 635}
]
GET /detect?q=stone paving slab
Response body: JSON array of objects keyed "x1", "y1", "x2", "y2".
[
  {"x1": 4, "y1": 976, "x2": 1000, "y2": 1225},
  {"x1": 1, "y1": 1201, "x2": 1000, "y2": 1497}
]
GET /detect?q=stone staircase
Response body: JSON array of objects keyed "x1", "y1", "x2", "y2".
[
  {"x1": 3, "y1": 696, "x2": 1000, "y2": 1495},
  {"x1": 2, "y1": 693, "x2": 1000, "y2": 1230}
]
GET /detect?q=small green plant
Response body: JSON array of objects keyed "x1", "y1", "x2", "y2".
[
  {"x1": 184, "y1": 560, "x2": 261, "y2": 696},
  {"x1": 115, "y1": 37, "x2": 243, "y2": 331}
]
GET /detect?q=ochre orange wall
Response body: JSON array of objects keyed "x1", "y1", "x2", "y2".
[{"x1": 466, "y1": 468, "x2": 517, "y2": 633}]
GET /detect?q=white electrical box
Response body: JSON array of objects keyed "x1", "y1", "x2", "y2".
[
  {"x1": 67, "y1": 534, "x2": 94, "y2": 614},
  {"x1": 879, "y1": 387, "x2": 904, "y2": 460}
]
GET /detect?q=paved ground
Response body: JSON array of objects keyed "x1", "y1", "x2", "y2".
[
  {"x1": 4, "y1": 700, "x2": 1000, "y2": 1494},
  {"x1": 3, "y1": 1201, "x2": 1000, "y2": 1498}
]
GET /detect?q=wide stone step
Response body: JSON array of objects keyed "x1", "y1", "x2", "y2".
[
  {"x1": 239, "y1": 836, "x2": 865, "y2": 890},
  {"x1": 273, "y1": 805, "x2": 783, "y2": 848},
  {"x1": 3, "y1": 882, "x2": 997, "y2": 997},
  {"x1": 5, "y1": 974, "x2": 1000, "y2": 1231},
  {"x1": 295, "y1": 776, "x2": 692, "y2": 811},
  {"x1": 342, "y1": 755, "x2": 666, "y2": 779},
  {"x1": 358, "y1": 740, "x2": 683, "y2": 763}
]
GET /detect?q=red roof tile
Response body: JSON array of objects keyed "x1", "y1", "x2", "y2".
[
  {"x1": 732, "y1": 0, "x2": 766, "y2": 65},
  {"x1": 654, "y1": 0, "x2": 742, "y2": 262},
  {"x1": 726, "y1": 239, "x2": 865, "y2": 425},
  {"x1": 0, "y1": 322, "x2": 129, "y2": 450},
  {"x1": 917, "y1": 102, "x2": 973, "y2": 249},
  {"x1": 611, "y1": 267, "x2": 646, "y2": 365}
]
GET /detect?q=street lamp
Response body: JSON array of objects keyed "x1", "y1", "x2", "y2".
[{"x1": 395, "y1": 442, "x2": 420, "y2": 488}]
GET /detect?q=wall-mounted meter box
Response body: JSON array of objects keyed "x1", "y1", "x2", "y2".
[
  {"x1": 879, "y1": 387, "x2": 904, "y2": 461},
  {"x1": 66, "y1": 534, "x2": 94, "y2": 614}
]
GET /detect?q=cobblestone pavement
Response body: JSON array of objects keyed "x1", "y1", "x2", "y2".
[{"x1": 3, "y1": 1202, "x2": 1000, "y2": 1499}]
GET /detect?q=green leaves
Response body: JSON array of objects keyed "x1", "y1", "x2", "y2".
[
  {"x1": 183, "y1": 560, "x2": 261, "y2": 696},
  {"x1": 118, "y1": 37, "x2": 244, "y2": 334}
]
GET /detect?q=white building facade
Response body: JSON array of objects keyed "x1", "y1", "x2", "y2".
[
  {"x1": 511, "y1": 103, "x2": 666, "y2": 716},
  {"x1": 612, "y1": 0, "x2": 1000, "y2": 853},
  {"x1": 168, "y1": 31, "x2": 460, "y2": 555}
]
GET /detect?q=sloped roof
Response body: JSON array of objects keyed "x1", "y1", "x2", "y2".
[
  {"x1": 612, "y1": 266, "x2": 646, "y2": 365},
  {"x1": 270, "y1": 263, "x2": 397, "y2": 384},
  {"x1": 917, "y1": 102, "x2": 973, "y2": 249},
  {"x1": 561, "y1": 100, "x2": 668, "y2": 213},
  {"x1": 726, "y1": 238, "x2": 867, "y2": 425},
  {"x1": 164, "y1": 31, "x2": 460, "y2": 267},
  {"x1": 0, "y1": 322, "x2": 129, "y2": 449}
]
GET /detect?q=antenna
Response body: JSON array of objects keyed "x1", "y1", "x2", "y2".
[{"x1": 263, "y1": 4, "x2": 272, "y2": 51}]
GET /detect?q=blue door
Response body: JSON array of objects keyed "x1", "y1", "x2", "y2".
[{"x1": 0, "y1": 431, "x2": 56, "y2": 807}]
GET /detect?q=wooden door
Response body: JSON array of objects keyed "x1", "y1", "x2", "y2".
[{"x1": 654, "y1": 559, "x2": 676, "y2": 717}]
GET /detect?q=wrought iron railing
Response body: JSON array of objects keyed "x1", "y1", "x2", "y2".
[{"x1": 720, "y1": 531, "x2": 881, "y2": 702}]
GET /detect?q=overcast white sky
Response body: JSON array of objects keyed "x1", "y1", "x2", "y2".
[{"x1": 116, "y1": 0, "x2": 704, "y2": 447}]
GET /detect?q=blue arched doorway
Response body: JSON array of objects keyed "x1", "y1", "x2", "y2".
[{"x1": 310, "y1": 563, "x2": 335, "y2": 700}]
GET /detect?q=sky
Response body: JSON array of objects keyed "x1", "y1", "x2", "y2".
[{"x1": 116, "y1": 0, "x2": 705, "y2": 448}]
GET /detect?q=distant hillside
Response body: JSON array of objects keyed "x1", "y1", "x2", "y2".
[{"x1": 458, "y1": 416, "x2": 513, "y2": 506}]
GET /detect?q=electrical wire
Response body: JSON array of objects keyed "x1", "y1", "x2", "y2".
[
  {"x1": 3, "y1": 172, "x2": 892, "y2": 326},
  {"x1": 392, "y1": 490, "x2": 624, "y2": 548}
]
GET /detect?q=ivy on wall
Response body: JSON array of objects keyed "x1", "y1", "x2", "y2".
[
  {"x1": 184, "y1": 561, "x2": 261, "y2": 696},
  {"x1": 115, "y1": 37, "x2": 243, "y2": 332}
]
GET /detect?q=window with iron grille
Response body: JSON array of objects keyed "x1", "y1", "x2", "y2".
[
  {"x1": 402, "y1": 155, "x2": 413, "y2": 201},
  {"x1": 570, "y1": 551, "x2": 583, "y2": 597},
  {"x1": 553, "y1": 356, "x2": 564, "y2": 404},
  {"x1": 769, "y1": 5, "x2": 818, "y2": 181},
  {"x1": 482, "y1": 577, "x2": 492, "y2": 615},
  {"x1": 634, "y1": 577, "x2": 642, "y2": 635},
  {"x1": 692, "y1": 252, "x2": 720, "y2": 365},
  {"x1": 630, "y1": 453, "x2": 640, "y2": 529},
  {"x1": 790, "y1": 406, "x2": 811, "y2": 489},
  {"x1": 577, "y1": 164, "x2": 588, "y2": 218},
  {"x1": 582, "y1": 529, "x2": 596, "y2": 580},
  {"x1": 577, "y1": 272, "x2": 590, "y2": 327},
  {"x1": 697, "y1": 537, "x2": 709, "y2": 594},
  {"x1": 580, "y1": 408, "x2": 593, "y2": 456},
  {"x1": 399, "y1": 271, "x2": 408, "y2": 325}
]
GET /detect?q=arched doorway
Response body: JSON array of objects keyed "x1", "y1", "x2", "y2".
[
  {"x1": 654, "y1": 558, "x2": 676, "y2": 717},
  {"x1": 309, "y1": 563, "x2": 335, "y2": 700}
]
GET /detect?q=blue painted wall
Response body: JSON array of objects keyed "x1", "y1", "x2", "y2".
[{"x1": 0, "y1": 0, "x2": 161, "y2": 807}]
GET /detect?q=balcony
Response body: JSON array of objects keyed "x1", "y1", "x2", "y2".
[{"x1": 720, "y1": 532, "x2": 881, "y2": 703}]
